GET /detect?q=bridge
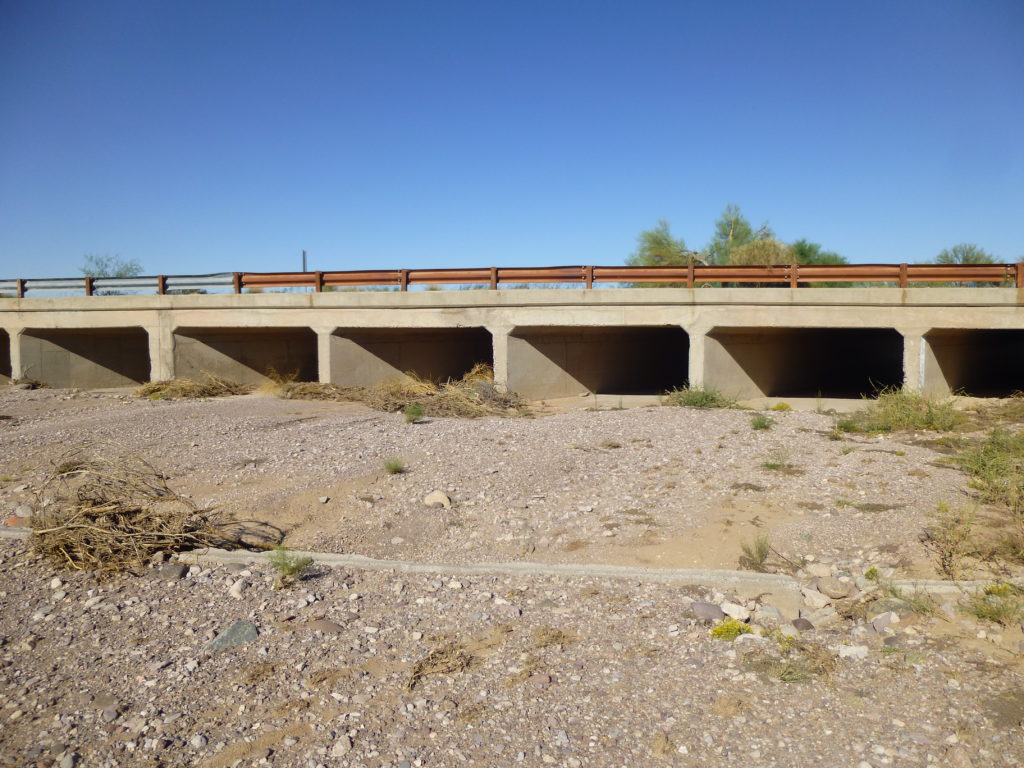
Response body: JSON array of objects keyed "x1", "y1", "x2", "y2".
[{"x1": 1, "y1": 265, "x2": 1023, "y2": 399}]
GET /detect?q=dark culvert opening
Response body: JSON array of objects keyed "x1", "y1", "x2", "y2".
[
  {"x1": 173, "y1": 328, "x2": 318, "y2": 384},
  {"x1": 507, "y1": 326, "x2": 689, "y2": 399},
  {"x1": 706, "y1": 327, "x2": 903, "y2": 399},
  {"x1": 0, "y1": 330, "x2": 10, "y2": 381},
  {"x1": 330, "y1": 327, "x2": 492, "y2": 387},
  {"x1": 925, "y1": 329, "x2": 1024, "y2": 397},
  {"x1": 21, "y1": 327, "x2": 150, "y2": 388}
]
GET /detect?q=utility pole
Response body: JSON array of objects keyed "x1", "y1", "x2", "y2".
[{"x1": 302, "y1": 250, "x2": 307, "y2": 272}]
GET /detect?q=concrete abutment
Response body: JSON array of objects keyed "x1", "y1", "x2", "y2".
[{"x1": 172, "y1": 327, "x2": 318, "y2": 385}]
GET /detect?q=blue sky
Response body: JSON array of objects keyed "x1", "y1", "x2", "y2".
[{"x1": 1, "y1": 0, "x2": 1021, "y2": 278}]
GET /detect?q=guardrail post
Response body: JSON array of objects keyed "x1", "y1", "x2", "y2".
[
  {"x1": 1017, "y1": 262, "x2": 1024, "y2": 289},
  {"x1": 489, "y1": 267, "x2": 498, "y2": 290},
  {"x1": 899, "y1": 263, "x2": 908, "y2": 288},
  {"x1": 789, "y1": 263, "x2": 799, "y2": 288},
  {"x1": 584, "y1": 265, "x2": 594, "y2": 289},
  {"x1": 314, "y1": 271, "x2": 323, "y2": 292},
  {"x1": 232, "y1": 273, "x2": 242, "y2": 294},
  {"x1": 399, "y1": 269, "x2": 409, "y2": 292},
  {"x1": 157, "y1": 275, "x2": 167, "y2": 295},
  {"x1": 84, "y1": 276, "x2": 94, "y2": 296},
  {"x1": 687, "y1": 262, "x2": 695, "y2": 289},
  {"x1": 16, "y1": 279, "x2": 24, "y2": 298}
]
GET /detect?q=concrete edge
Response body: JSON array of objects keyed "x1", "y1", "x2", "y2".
[{"x1": 3, "y1": 529, "x2": 1020, "y2": 606}]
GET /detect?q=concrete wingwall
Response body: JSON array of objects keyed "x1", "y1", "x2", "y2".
[{"x1": 1, "y1": 287, "x2": 1023, "y2": 397}]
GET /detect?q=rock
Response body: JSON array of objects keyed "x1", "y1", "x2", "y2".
[
  {"x1": 59, "y1": 754, "x2": 79, "y2": 768},
  {"x1": 870, "y1": 611, "x2": 899, "y2": 633},
  {"x1": 319, "y1": 496, "x2": 330, "y2": 504},
  {"x1": 805, "y1": 563, "x2": 832, "y2": 579},
  {"x1": 49, "y1": 577, "x2": 63, "y2": 590},
  {"x1": 189, "y1": 734, "x2": 208, "y2": 749},
  {"x1": 154, "y1": 563, "x2": 188, "y2": 581},
  {"x1": 204, "y1": 620, "x2": 259, "y2": 650},
  {"x1": 753, "y1": 605, "x2": 782, "y2": 624},
  {"x1": 720, "y1": 601, "x2": 750, "y2": 621},
  {"x1": 224, "y1": 562, "x2": 247, "y2": 574},
  {"x1": 101, "y1": 705, "x2": 119, "y2": 722},
  {"x1": 228, "y1": 579, "x2": 246, "y2": 600},
  {"x1": 869, "y1": 597, "x2": 913, "y2": 617},
  {"x1": 801, "y1": 588, "x2": 831, "y2": 609},
  {"x1": 816, "y1": 576, "x2": 850, "y2": 599},
  {"x1": 305, "y1": 619, "x2": 346, "y2": 635},
  {"x1": 944, "y1": 745, "x2": 975, "y2": 767},
  {"x1": 838, "y1": 644, "x2": 869, "y2": 659},
  {"x1": 804, "y1": 606, "x2": 840, "y2": 627},
  {"x1": 791, "y1": 617, "x2": 815, "y2": 631},
  {"x1": 423, "y1": 491, "x2": 452, "y2": 509},
  {"x1": 331, "y1": 735, "x2": 353, "y2": 756},
  {"x1": 14, "y1": 504, "x2": 34, "y2": 518},
  {"x1": 689, "y1": 602, "x2": 726, "y2": 622},
  {"x1": 778, "y1": 623, "x2": 800, "y2": 638}
]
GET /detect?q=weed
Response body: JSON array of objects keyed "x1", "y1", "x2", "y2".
[
  {"x1": 864, "y1": 567, "x2": 879, "y2": 581},
  {"x1": 751, "y1": 413, "x2": 774, "y2": 431},
  {"x1": 739, "y1": 535, "x2": 771, "y2": 572},
  {"x1": 745, "y1": 640, "x2": 836, "y2": 683},
  {"x1": 269, "y1": 546, "x2": 313, "y2": 587},
  {"x1": 600, "y1": 440, "x2": 622, "y2": 449},
  {"x1": 770, "y1": 402, "x2": 792, "y2": 412},
  {"x1": 403, "y1": 402, "x2": 424, "y2": 424},
  {"x1": 842, "y1": 389, "x2": 963, "y2": 433},
  {"x1": 840, "y1": 446, "x2": 857, "y2": 455},
  {"x1": 925, "y1": 503, "x2": 977, "y2": 579},
  {"x1": 135, "y1": 372, "x2": 252, "y2": 399},
  {"x1": 533, "y1": 626, "x2": 579, "y2": 649},
  {"x1": 710, "y1": 618, "x2": 752, "y2": 641},
  {"x1": 827, "y1": 428, "x2": 844, "y2": 441},
  {"x1": 407, "y1": 643, "x2": 475, "y2": 690},
  {"x1": 963, "y1": 584, "x2": 1024, "y2": 626},
  {"x1": 383, "y1": 457, "x2": 407, "y2": 475},
  {"x1": 663, "y1": 385, "x2": 737, "y2": 409},
  {"x1": 956, "y1": 428, "x2": 1024, "y2": 562},
  {"x1": 880, "y1": 583, "x2": 937, "y2": 616},
  {"x1": 761, "y1": 448, "x2": 802, "y2": 474}
]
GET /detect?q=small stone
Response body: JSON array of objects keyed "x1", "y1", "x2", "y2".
[
  {"x1": 690, "y1": 602, "x2": 726, "y2": 623},
  {"x1": 204, "y1": 620, "x2": 259, "y2": 650},
  {"x1": 101, "y1": 705, "x2": 120, "y2": 722},
  {"x1": 228, "y1": 579, "x2": 246, "y2": 600},
  {"x1": 423, "y1": 491, "x2": 452, "y2": 509},
  {"x1": 791, "y1": 618, "x2": 814, "y2": 631},
  {"x1": 806, "y1": 563, "x2": 832, "y2": 578},
  {"x1": 816, "y1": 576, "x2": 849, "y2": 599},
  {"x1": 189, "y1": 734, "x2": 208, "y2": 749},
  {"x1": 13, "y1": 503, "x2": 34, "y2": 518},
  {"x1": 49, "y1": 577, "x2": 63, "y2": 590},
  {"x1": 838, "y1": 644, "x2": 869, "y2": 659},
  {"x1": 801, "y1": 588, "x2": 831, "y2": 609},
  {"x1": 778, "y1": 623, "x2": 800, "y2": 638},
  {"x1": 305, "y1": 619, "x2": 346, "y2": 635},
  {"x1": 331, "y1": 736, "x2": 352, "y2": 756},
  {"x1": 319, "y1": 496, "x2": 330, "y2": 504},
  {"x1": 870, "y1": 611, "x2": 898, "y2": 633},
  {"x1": 720, "y1": 601, "x2": 750, "y2": 621},
  {"x1": 944, "y1": 745, "x2": 975, "y2": 768},
  {"x1": 59, "y1": 754, "x2": 79, "y2": 768},
  {"x1": 155, "y1": 563, "x2": 188, "y2": 581}
]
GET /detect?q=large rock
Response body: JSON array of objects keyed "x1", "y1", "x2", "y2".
[
  {"x1": 720, "y1": 601, "x2": 750, "y2": 621},
  {"x1": 801, "y1": 587, "x2": 831, "y2": 609},
  {"x1": 816, "y1": 576, "x2": 850, "y2": 599},
  {"x1": 204, "y1": 620, "x2": 259, "y2": 651},
  {"x1": 689, "y1": 602, "x2": 726, "y2": 623}
]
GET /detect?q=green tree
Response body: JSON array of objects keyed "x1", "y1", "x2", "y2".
[
  {"x1": 80, "y1": 254, "x2": 143, "y2": 278},
  {"x1": 705, "y1": 204, "x2": 772, "y2": 265},
  {"x1": 936, "y1": 243, "x2": 995, "y2": 265},
  {"x1": 727, "y1": 237, "x2": 792, "y2": 266},
  {"x1": 790, "y1": 239, "x2": 848, "y2": 266},
  {"x1": 626, "y1": 219, "x2": 695, "y2": 287}
]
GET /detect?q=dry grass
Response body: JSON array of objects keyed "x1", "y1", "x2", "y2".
[
  {"x1": 135, "y1": 372, "x2": 253, "y2": 399},
  {"x1": 29, "y1": 443, "x2": 231, "y2": 573},
  {"x1": 407, "y1": 643, "x2": 475, "y2": 690}
]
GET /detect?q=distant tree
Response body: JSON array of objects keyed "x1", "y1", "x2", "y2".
[
  {"x1": 935, "y1": 243, "x2": 995, "y2": 265},
  {"x1": 790, "y1": 239, "x2": 848, "y2": 266},
  {"x1": 705, "y1": 205, "x2": 772, "y2": 265},
  {"x1": 626, "y1": 219, "x2": 698, "y2": 287},
  {"x1": 727, "y1": 237, "x2": 793, "y2": 266},
  {"x1": 80, "y1": 254, "x2": 143, "y2": 278}
]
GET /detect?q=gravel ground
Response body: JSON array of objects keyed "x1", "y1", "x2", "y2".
[{"x1": 1, "y1": 387, "x2": 1023, "y2": 768}]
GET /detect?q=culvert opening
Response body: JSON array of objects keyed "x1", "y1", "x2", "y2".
[
  {"x1": 173, "y1": 328, "x2": 318, "y2": 385},
  {"x1": 507, "y1": 326, "x2": 688, "y2": 399},
  {"x1": 924, "y1": 329, "x2": 1024, "y2": 397},
  {"x1": 705, "y1": 327, "x2": 903, "y2": 399},
  {"x1": 0, "y1": 330, "x2": 10, "y2": 382},
  {"x1": 330, "y1": 327, "x2": 492, "y2": 388},
  {"x1": 21, "y1": 327, "x2": 150, "y2": 388}
]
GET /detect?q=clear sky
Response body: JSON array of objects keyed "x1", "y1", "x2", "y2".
[{"x1": 1, "y1": 0, "x2": 1021, "y2": 278}]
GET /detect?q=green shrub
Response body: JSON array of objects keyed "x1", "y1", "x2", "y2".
[
  {"x1": 711, "y1": 618, "x2": 753, "y2": 641},
  {"x1": 770, "y1": 402, "x2": 792, "y2": 412},
  {"x1": 964, "y1": 584, "x2": 1023, "y2": 626},
  {"x1": 843, "y1": 389, "x2": 963, "y2": 433},
  {"x1": 269, "y1": 546, "x2": 313, "y2": 586},
  {"x1": 404, "y1": 402, "x2": 424, "y2": 424},
  {"x1": 383, "y1": 456, "x2": 407, "y2": 474},
  {"x1": 926, "y1": 503, "x2": 976, "y2": 579},
  {"x1": 739, "y1": 535, "x2": 771, "y2": 571},
  {"x1": 750, "y1": 413, "x2": 774, "y2": 430},
  {"x1": 664, "y1": 385, "x2": 736, "y2": 409}
]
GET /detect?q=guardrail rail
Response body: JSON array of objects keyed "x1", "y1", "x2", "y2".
[{"x1": 1, "y1": 263, "x2": 1022, "y2": 297}]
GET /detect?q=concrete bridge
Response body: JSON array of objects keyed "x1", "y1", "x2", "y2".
[{"x1": 1, "y1": 287, "x2": 1023, "y2": 399}]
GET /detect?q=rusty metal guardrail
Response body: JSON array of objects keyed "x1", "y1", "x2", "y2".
[{"x1": 1, "y1": 263, "x2": 1022, "y2": 297}]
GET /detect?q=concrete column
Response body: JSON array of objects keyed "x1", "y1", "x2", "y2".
[
  {"x1": 686, "y1": 325, "x2": 708, "y2": 388},
  {"x1": 147, "y1": 324, "x2": 175, "y2": 382},
  {"x1": 313, "y1": 326, "x2": 336, "y2": 384},
  {"x1": 489, "y1": 325, "x2": 511, "y2": 392},
  {"x1": 898, "y1": 328, "x2": 927, "y2": 392},
  {"x1": 9, "y1": 328, "x2": 25, "y2": 381}
]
